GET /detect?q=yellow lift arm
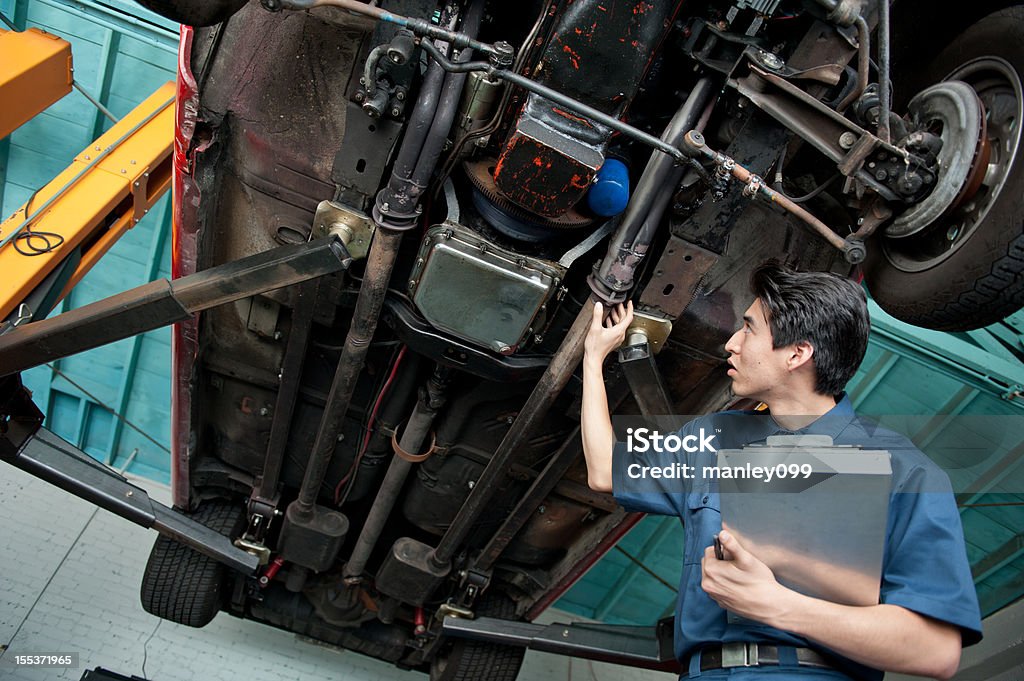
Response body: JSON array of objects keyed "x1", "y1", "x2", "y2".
[
  {"x1": 0, "y1": 82, "x2": 175, "y2": 326},
  {"x1": 0, "y1": 27, "x2": 73, "y2": 140}
]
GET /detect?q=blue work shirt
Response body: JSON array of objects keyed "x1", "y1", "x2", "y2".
[{"x1": 612, "y1": 394, "x2": 982, "y2": 680}]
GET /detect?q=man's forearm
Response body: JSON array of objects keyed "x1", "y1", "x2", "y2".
[
  {"x1": 581, "y1": 357, "x2": 614, "y2": 492},
  {"x1": 772, "y1": 591, "x2": 962, "y2": 679}
]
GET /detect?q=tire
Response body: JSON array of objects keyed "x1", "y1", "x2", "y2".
[
  {"x1": 140, "y1": 500, "x2": 247, "y2": 627},
  {"x1": 429, "y1": 594, "x2": 526, "y2": 681},
  {"x1": 133, "y1": 0, "x2": 248, "y2": 27},
  {"x1": 863, "y1": 7, "x2": 1024, "y2": 331}
]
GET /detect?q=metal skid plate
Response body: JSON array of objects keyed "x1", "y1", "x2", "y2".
[{"x1": 409, "y1": 222, "x2": 565, "y2": 354}]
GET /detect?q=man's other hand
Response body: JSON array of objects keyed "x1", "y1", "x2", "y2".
[
  {"x1": 584, "y1": 301, "x2": 634, "y2": 364},
  {"x1": 701, "y1": 530, "x2": 793, "y2": 624}
]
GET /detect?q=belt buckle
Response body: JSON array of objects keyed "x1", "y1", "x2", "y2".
[{"x1": 721, "y1": 642, "x2": 759, "y2": 668}]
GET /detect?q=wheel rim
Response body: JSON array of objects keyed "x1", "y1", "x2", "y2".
[{"x1": 882, "y1": 57, "x2": 1023, "y2": 272}]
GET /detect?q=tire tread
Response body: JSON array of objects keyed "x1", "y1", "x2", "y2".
[{"x1": 140, "y1": 501, "x2": 244, "y2": 628}]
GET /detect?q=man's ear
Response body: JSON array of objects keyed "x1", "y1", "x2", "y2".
[{"x1": 787, "y1": 340, "x2": 815, "y2": 372}]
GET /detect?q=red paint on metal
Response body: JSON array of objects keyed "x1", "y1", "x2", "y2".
[
  {"x1": 551, "y1": 106, "x2": 591, "y2": 127},
  {"x1": 562, "y1": 44, "x2": 581, "y2": 70},
  {"x1": 171, "y1": 25, "x2": 199, "y2": 509}
]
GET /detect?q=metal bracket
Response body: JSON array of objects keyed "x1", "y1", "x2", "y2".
[
  {"x1": 234, "y1": 535, "x2": 272, "y2": 566},
  {"x1": 311, "y1": 201, "x2": 375, "y2": 260},
  {"x1": 236, "y1": 495, "x2": 280, "y2": 566},
  {"x1": 623, "y1": 313, "x2": 672, "y2": 354},
  {"x1": 436, "y1": 602, "x2": 475, "y2": 621},
  {"x1": 731, "y1": 62, "x2": 903, "y2": 201},
  {"x1": 455, "y1": 568, "x2": 491, "y2": 608},
  {"x1": 1002, "y1": 384, "x2": 1023, "y2": 402}
]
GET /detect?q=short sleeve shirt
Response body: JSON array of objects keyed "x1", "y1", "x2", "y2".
[{"x1": 611, "y1": 394, "x2": 982, "y2": 680}]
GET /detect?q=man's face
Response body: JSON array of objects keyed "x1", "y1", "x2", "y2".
[{"x1": 724, "y1": 299, "x2": 793, "y2": 399}]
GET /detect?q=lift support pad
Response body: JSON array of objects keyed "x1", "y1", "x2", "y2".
[{"x1": 0, "y1": 27, "x2": 73, "y2": 139}]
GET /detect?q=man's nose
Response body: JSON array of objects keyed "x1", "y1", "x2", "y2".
[{"x1": 724, "y1": 329, "x2": 742, "y2": 355}]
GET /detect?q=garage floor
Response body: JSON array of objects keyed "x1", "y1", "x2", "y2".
[{"x1": 0, "y1": 466, "x2": 674, "y2": 681}]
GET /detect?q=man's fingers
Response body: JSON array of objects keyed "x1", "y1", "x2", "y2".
[
  {"x1": 717, "y1": 530, "x2": 749, "y2": 566},
  {"x1": 592, "y1": 300, "x2": 635, "y2": 334}
]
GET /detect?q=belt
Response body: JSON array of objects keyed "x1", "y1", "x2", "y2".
[{"x1": 695, "y1": 642, "x2": 834, "y2": 671}]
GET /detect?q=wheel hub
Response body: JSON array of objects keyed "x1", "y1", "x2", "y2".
[
  {"x1": 886, "y1": 80, "x2": 986, "y2": 238},
  {"x1": 881, "y1": 57, "x2": 1023, "y2": 272}
]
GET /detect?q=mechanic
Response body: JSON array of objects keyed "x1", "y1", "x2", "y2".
[{"x1": 580, "y1": 262, "x2": 982, "y2": 680}]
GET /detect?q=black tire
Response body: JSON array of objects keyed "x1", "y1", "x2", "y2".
[
  {"x1": 864, "y1": 7, "x2": 1024, "y2": 331},
  {"x1": 133, "y1": 0, "x2": 248, "y2": 27},
  {"x1": 429, "y1": 594, "x2": 526, "y2": 681},
  {"x1": 140, "y1": 500, "x2": 247, "y2": 627}
]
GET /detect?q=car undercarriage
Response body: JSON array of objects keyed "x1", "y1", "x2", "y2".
[{"x1": 69, "y1": 0, "x2": 1024, "y2": 677}]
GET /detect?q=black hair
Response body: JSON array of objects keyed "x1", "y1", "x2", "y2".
[{"x1": 750, "y1": 262, "x2": 870, "y2": 396}]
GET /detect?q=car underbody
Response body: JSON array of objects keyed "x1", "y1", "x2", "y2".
[{"x1": 100, "y1": 0, "x2": 1024, "y2": 677}]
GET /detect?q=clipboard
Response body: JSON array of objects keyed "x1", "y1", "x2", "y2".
[{"x1": 716, "y1": 435, "x2": 892, "y2": 608}]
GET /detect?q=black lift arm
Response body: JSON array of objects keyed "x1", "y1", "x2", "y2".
[
  {"x1": 0, "y1": 238, "x2": 352, "y2": 575},
  {"x1": 441, "y1": 615, "x2": 681, "y2": 673}
]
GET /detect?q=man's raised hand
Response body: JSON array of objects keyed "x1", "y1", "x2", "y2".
[{"x1": 584, "y1": 300, "x2": 634, "y2": 365}]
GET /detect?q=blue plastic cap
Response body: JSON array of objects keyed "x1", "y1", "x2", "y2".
[{"x1": 587, "y1": 158, "x2": 630, "y2": 217}]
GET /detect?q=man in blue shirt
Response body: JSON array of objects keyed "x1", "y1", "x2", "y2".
[{"x1": 581, "y1": 263, "x2": 982, "y2": 680}]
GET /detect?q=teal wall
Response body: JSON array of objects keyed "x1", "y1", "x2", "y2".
[{"x1": 1, "y1": 0, "x2": 178, "y2": 481}]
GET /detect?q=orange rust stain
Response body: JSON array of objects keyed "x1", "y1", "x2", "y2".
[
  {"x1": 569, "y1": 173, "x2": 591, "y2": 189},
  {"x1": 533, "y1": 156, "x2": 544, "y2": 167},
  {"x1": 633, "y1": 1, "x2": 652, "y2": 14},
  {"x1": 551, "y1": 106, "x2": 592, "y2": 127},
  {"x1": 562, "y1": 44, "x2": 581, "y2": 70}
]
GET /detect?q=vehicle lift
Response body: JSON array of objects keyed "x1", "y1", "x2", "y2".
[{"x1": 0, "y1": 28, "x2": 682, "y2": 676}]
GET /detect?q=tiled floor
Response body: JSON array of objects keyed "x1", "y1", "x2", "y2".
[{"x1": 0, "y1": 466, "x2": 675, "y2": 681}]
